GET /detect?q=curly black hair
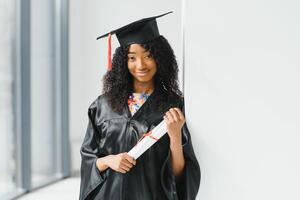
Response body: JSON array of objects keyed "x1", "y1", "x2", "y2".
[{"x1": 102, "y1": 35, "x2": 182, "y2": 113}]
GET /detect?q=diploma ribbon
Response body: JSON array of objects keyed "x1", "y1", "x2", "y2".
[{"x1": 135, "y1": 131, "x2": 158, "y2": 146}]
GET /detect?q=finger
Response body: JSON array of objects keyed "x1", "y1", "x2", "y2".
[
  {"x1": 121, "y1": 159, "x2": 134, "y2": 168},
  {"x1": 163, "y1": 115, "x2": 169, "y2": 124},
  {"x1": 164, "y1": 114, "x2": 171, "y2": 124},
  {"x1": 165, "y1": 112, "x2": 174, "y2": 123},
  {"x1": 121, "y1": 156, "x2": 133, "y2": 167},
  {"x1": 118, "y1": 168, "x2": 127, "y2": 174},
  {"x1": 167, "y1": 109, "x2": 179, "y2": 122},
  {"x1": 121, "y1": 153, "x2": 132, "y2": 163},
  {"x1": 169, "y1": 108, "x2": 180, "y2": 122},
  {"x1": 120, "y1": 164, "x2": 131, "y2": 172},
  {"x1": 124, "y1": 154, "x2": 136, "y2": 165},
  {"x1": 122, "y1": 155, "x2": 135, "y2": 167},
  {"x1": 173, "y1": 108, "x2": 185, "y2": 121}
]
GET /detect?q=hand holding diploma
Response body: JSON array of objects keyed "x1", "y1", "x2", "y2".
[
  {"x1": 128, "y1": 119, "x2": 168, "y2": 159},
  {"x1": 128, "y1": 107, "x2": 185, "y2": 160}
]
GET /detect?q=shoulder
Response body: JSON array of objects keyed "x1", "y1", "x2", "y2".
[
  {"x1": 151, "y1": 89, "x2": 185, "y2": 116},
  {"x1": 88, "y1": 94, "x2": 107, "y2": 112},
  {"x1": 167, "y1": 90, "x2": 185, "y2": 109},
  {"x1": 87, "y1": 94, "x2": 121, "y2": 122}
]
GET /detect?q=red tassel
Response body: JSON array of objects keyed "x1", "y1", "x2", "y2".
[{"x1": 107, "y1": 33, "x2": 112, "y2": 71}]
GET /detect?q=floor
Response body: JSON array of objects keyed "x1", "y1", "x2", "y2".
[{"x1": 17, "y1": 177, "x2": 80, "y2": 200}]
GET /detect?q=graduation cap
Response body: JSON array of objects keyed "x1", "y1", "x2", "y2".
[{"x1": 96, "y1": 11, "x2": 173, "y2": 70}]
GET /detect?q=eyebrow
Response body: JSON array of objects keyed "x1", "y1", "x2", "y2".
[{"x1": 128, "y1": 50, "x2": 149, "y2": 54}]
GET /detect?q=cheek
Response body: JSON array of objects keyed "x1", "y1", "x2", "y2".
[
  {"x1": 149, "y1": 61, "x2": 157, "y2": 73},
  {"x1": 127, "y1": 63, "x2": 135, "y2": 74},
  {"x1": 145, "y1": 58, "x2": 156, "y2": 68},
  {"x1": 151, "y1": 66, "x2": 157, "y2": 75}
]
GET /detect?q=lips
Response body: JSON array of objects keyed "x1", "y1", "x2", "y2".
[{"x1": 136, "y1": 71, "x2": 149, "y2": 77}]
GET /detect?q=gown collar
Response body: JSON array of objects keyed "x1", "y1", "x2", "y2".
[{"x1": 125, "y1": 88, "x2": 158, "y2": 119}]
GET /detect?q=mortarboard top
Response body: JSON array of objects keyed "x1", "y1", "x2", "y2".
[
  {"x1": 97, "y1": 11, "x2": 173, "y2": 46},
  {"x1": 96, "y1": 11, "x2": 173, "y2": 70}
]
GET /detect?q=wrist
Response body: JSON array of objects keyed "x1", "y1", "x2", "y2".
[
  {"x1": 170, "y1": 136, "x2": 182, "y2": 148},
  {"x1": 96, "y1": 156, "x2": 110, "y2": 172},
  {"x1": 169, "y1": 132, "x2": 182, "y2": 143}
]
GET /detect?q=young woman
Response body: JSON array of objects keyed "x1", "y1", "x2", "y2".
[{"x1": 79, "y1": 12, "x2": 200, "y2": 200}]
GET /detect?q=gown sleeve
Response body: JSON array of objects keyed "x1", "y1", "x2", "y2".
[
  {"x1": 160, "y1": 100, "x2": 201, "y2": 200},
  {"x1": 79, "y1": 100, "x2": 107, "y2": 200}
]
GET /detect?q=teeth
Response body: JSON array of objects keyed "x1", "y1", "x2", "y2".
[{"x1": 137, "y1": 72, "x2": 148, "y2": 75}]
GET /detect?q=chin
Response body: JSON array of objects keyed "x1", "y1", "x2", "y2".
[
  {"x1": 137, "y1": 79, "x2": 151, "y2": 83},
  {"x1": 135, "y1": 77, "x2": 153, "y2": 83}
]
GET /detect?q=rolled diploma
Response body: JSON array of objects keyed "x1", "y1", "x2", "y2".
[{"x1": 127, "y1": 120, "x2": 167, "y2": 159}]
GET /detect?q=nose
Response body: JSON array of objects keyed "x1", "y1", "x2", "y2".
[{"x1": 136, "y1": 58, "x2": 146, "y2": 70}]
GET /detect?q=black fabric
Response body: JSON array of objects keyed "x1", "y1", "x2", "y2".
[
  {"x1": 79, "y1": 90, "x2": 201, "y2": 200},
  {"x1": 96, "y1": 11, "x2": 172, "y2": 46}
]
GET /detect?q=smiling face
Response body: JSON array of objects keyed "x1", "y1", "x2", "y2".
[{"x1": 127, "y1": 44, "x2": 157, "y2": 88}]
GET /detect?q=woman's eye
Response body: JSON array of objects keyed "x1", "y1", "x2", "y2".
[
  {"x1": 128, "y1": 56, "x2": 135, "y2": 61},
  {"x1": 144, "y1": 54, "x2": 152, "y2": 59}
]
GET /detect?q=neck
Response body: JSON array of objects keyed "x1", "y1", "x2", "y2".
[{"x1": 133, "y1": 80, "x2": 154, "y2": 94}]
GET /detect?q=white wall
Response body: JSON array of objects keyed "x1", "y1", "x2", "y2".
[
  {"x1": 69, "y1": 0, "x2": 183, "y2": 173},
  {"x1": 185, "y1": 0, "x2": 300, "y2": 199},
  {"x1": 0, "y1": 0, "x2": 15, "y2": 192}
]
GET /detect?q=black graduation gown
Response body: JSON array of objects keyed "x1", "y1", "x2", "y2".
[{"x1": 79, "y1": 90, "x2": 201, "y2": 200}]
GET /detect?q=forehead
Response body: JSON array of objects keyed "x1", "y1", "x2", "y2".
[{"x1": 127, "y1": 44, "x2": 148, "y2": 53}]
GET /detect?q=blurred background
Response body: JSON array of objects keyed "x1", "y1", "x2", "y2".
[{"x1": 1, "y1": 0, "x2": 300, "y2": 199}]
